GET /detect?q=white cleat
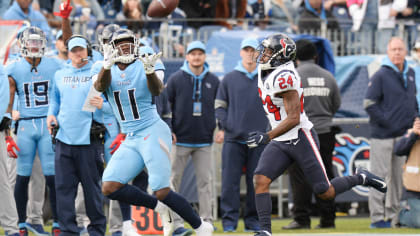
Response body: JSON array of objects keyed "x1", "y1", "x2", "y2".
[
  {"x1": 154, "y1": 201, "x2": 174, "y2": 236},
  {"x1": 122, "y1": 221, "x2": 142, "y2": 236},
  {"x1": 194, "y1": 220, "x2": 213, "y2": 236}
]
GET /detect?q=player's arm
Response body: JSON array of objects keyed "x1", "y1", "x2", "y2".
[
  {"x1": 6, "y1": 76, "x2": 16, "y2": 114},
  {"x1": 146, "y1": 73, "x2": 163, "y2": 96},
  {"x1": 95, "y1": 68, "x2": 112, "y2": 92},
  {"x1": 139, "y1": 52, "x2": 164, "y2": 96},
  {"x1": 267, "y1": 90, "x2": 301, "y2": 140}
]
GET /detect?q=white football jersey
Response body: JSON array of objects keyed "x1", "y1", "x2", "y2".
[{"x1": 257, "y1": 61, "x2": 313, "y2": 141}]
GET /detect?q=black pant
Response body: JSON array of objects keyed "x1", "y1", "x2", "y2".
[
  {"x1": 288, "y1": 131, "x2": 336, "y2": 226},
  {"x1": 55, "y1": 140, "x2": 106, "y2": 236}
]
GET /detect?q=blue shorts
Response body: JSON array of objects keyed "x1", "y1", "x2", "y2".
[
  {"x1": 254, "y1": 128, "x2": 331, "y2": 194},
  {"x1": 16, "y1": 118, "x2": 55, "y2": 176},
  {"x1": 102, "y1": 119, "x2": 172, "y2": 191}
]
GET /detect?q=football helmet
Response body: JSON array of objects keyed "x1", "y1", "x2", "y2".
[
  {"x1": 257, "y1": 33, "x2": 296, "y2": 70},
  {"x1": 98, "y1": 24, "x2": 120, "y2": 47},
  {"x1": 19, "y1": 26, "x2": 46, "y2": 58},
  {"x1": 109, "y1": 29, "x2": 138, "y2": 64}
]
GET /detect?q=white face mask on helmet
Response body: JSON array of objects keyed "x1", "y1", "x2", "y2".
[
  {"x1": 19, "y1": 26, "x2": 46, "y2": 58},
  {"x1": 110, "y1": 29, "x2": 138, "y2": 64}
]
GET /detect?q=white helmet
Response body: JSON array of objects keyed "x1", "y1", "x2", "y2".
[
  {"x1": 109, "y1": 29, "x2": 138, "y2": 64},
  {"x1": 19, "y1": 26, "x2": 46, "y2": 58}
]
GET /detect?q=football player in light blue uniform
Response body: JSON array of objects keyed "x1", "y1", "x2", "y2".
[
  {"x1": 6, "y1": 26, "x2": 62, "y2": 236},
  {"x1": 93, "y1": 29, "x2": 214, "y2": 236}
]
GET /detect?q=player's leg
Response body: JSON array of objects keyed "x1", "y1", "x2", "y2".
[
  {"x1": 170, "y1": 145, "x2": 193, "y2": 233},
  {"x1": 26, "y1": 154, "x2": 49, "y2": 236},
  {"x1": 244, "y1": 144, "x2": 265, "y2": 231},
  {"x1": 253, "y1": 142, "x2": 294, "y2": 235},
  {"x1": 15, "y1": 121, "x2": 37, "y2": 232},
  {"x1": 77, "y1": 143, "x2": 106, "y2": 236},
  {"x1": 54, "y1": 141, "x2": 81, "y2": 235},
  {"x1": 297, "y1": 129, "x2": 386, "y2": 201},
  {"x1": 140, "y1": 120, "x2": 213, "y2": 235},
  {"x1": 37, "y1": 124, "x2": 60, "y2": 235},
  {"x1": 220, "y1": 142, "x2": 246, "y2": 231},
  {"x1": 0, "y1": 130, "x2": 19, "y2": 235}
]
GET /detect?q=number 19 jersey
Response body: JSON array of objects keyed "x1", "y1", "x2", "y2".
[
  {"x1": 257, "y1": 61, "x2": 312, "y2": 141},
  {"x1": 105, "y1": 60, "x2": 160, "y2": 133},
  {"x1": 6, "y1": 57, "x2": 62, "y2": 118}
]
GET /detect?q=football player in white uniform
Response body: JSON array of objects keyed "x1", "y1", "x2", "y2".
[{"x1": 246, "y1": 33, "x2": 388, "y2": 235}]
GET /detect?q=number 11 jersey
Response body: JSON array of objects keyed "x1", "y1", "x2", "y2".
[
  {"x1": 105, "y1": 60, "x2": 160, "y2": 133},
  {"x1": 257, "y1": 61, "x2": 312, "y2": 141}
]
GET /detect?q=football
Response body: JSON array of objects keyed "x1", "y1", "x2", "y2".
[{"x1": 147, "y1": 0, "x2": 179, "y2": 18}]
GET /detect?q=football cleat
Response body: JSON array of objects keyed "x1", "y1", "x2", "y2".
[
  {"x1": 356, "y1": 167, "x2": 387, "y2": 193},
  {"x1": 254, "y1": 230, "x2": 272, "y2": 236},
  {"x1": 194, "y1": 220, "x2": 213, "y2": 236},
  {"x1": 19, "y1": 228, "x2": 28, "y2": 236},
  {"x1": 25, "y1": 224, "x2": 49, "y2": 236}
]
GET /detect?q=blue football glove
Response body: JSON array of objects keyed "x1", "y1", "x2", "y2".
[{"x1": 246, "y1": 131, "x2": 270, "y2": 148}]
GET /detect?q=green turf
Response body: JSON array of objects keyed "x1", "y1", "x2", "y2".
[{"x1": 3, "y1": 217, "x2": 420, "y2": 235}]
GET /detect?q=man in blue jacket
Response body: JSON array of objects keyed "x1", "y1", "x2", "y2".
[
  {"x1": 46, "y1": 35, "x2": 107, "y2": 236},
  {"x1": 3, "y1": 0, "x2": 51, "y2": 43},
  {"x1": 166, "y1": 41, "x2": 220, "y2": 236},
  {"x1": 215, "y1": 38, "x2": 267, "y2": 233},
  {"x1": 364, "y1": 37, "x2": 418, "y2": 228}
]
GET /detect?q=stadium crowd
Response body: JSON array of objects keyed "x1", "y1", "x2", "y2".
[{"x1": 1, "y1": 0, "x2": 420, "y2": 236}]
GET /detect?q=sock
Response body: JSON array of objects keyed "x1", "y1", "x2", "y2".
[
  {"x1": 161, "y1": 190, "x2": 201, "y2": 229},
  {"x1": 14, "y1": 175, "x2": 30, "y2": 224},
  {"x1": 107, "y1": 184, "x2": 157, "y2": 209},
  {"x1": 330, "y1": 175, "x2": 363, "y2": 195},
  {"x1": 255, "y1": 192, "x2": 272, "y2": 233},
  {"x1": 123, "y1": 220, "x2": 132, "y2": 231},
  {"x1": 45, "y1": 175, "x2": 58, "y2": 221},
  {"x1": 119, "y1": 201, "x2": 131, "y2": 222}
]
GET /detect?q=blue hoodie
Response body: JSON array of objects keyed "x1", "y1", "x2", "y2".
[
  {"x1": 48, "y1": 62, "x2": 103, "y2": 145},
  {"x1": 3, "y1": 1, "x2": 51, "y2": 43},
  {"x1": 215, "y1": 61, "x2": 267, "y2": 142},
  {"x1": 165, "y1": 61, "x2": 219, "y2": 145},
  {"x1": 364, "y1": 57, "x2": 418, "y2": 138},
  {"x1": 0, "y1": 65, "x2": 9, "y2": 122}
]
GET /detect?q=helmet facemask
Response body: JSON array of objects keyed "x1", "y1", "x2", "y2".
[
  {"x1": 20, "y1": 28, "x2": 46, "y2": 58},
  {"x1": 110, "y1": 29, "x2": 138, "y2": 64}
]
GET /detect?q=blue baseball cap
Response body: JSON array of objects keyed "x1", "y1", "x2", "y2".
[
  {"x1": 241, "y1": 38, "x2": 259, "y2": 49},
  {"x1": 186, "y1": 41, "x2": 206, "y2": 54},
  {"x1": 68, "y1": 37, "x2": 87, "y2": 51},
  {"x1": 56, "y1": 30, "x2": 63, "y2": 40}
]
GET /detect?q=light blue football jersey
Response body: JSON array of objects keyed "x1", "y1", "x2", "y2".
[
  {"x1": 105, "y1": 60, "x2": 160, "y2": 133},
  {"x1": 6, "y1": 57, "x2": 62, "y2": 118}
]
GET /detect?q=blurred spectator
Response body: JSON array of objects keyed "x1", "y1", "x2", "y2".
[
  {"x1": 391, "y1": 0, "x2": 420, "y2": 50},
  {"x1": 166, "y1": 41, "x2": 220, "y2": 236},
  {"x1": 246, "y1": 0, "x2": 271, "y2": 29},
  {"x1": 215, "y1": 38, "x2": 266, "y2": 233},
  {"x1": 270, "y1": 0, "x2": 298, "y2": 31},
  {"x1": 178, "y1": 0, "x2": 216, "y2": 28},
  {"x1": 298, "y1": 0, "x2": 340, "y2": 32},
  {"x1": 0, "y1": 0, "x2": 12, "y2": 17},
  {"x1": 3, "y1": 0, "x2": 52, "y2": 42},
  {"x1": 364, "y1": 37, "x2": 418, "y2": 228},
  {"x1": 283, "y1": 39, "x2": 341, "y2": 230},
  {"x1": 116, "y1": 0, "x2": 144, "y2": 32},
  {"x1": 411, "y1": 40, "x2": 420, "y2": 112},
  {"x1": 97, "y1": 0, "x2": 122, "y2": 18},
  {"x1": 215, "y1": 0, "x2": 247, "y2": 29},
  {"x1": 394, "y1": 118, "x2": 420, "y2": 228},
  {"x1": 54, "y1": 0, "x2": 105, "y2": 21},
  {"x1": 323, "y1": 0, "x2": 347, "y2": 11}
]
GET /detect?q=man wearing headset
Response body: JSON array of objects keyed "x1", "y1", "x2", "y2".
[{"x1": 46, "y1": 12, "x2": 107, "y2": 236}]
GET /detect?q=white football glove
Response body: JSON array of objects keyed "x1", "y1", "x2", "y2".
[
  {"x1": 103, "y1": 44, "x2": 119, "y2": 70},
  {"x1": 139, "y1": 52, "x2": 162, "y2": 75}
]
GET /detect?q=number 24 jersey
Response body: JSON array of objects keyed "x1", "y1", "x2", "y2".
[{"x1": 257, "y1": 61, "x2": 312, "y2": 141}]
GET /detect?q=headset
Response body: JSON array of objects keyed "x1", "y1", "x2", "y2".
[{"x1": 66, "y1": 34, "x2": 92, "y2": 57}]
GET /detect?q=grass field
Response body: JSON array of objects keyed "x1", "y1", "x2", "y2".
[{"x1": 2, "y1": 217, "x2": 420, "y2": 235}]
